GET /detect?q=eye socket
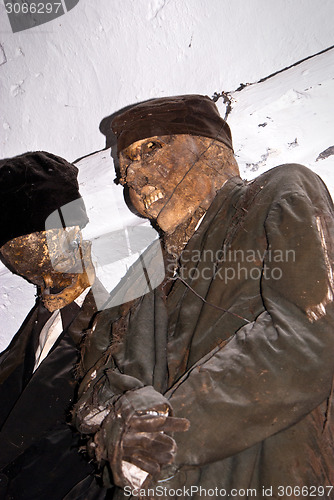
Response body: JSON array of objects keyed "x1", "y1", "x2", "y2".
[
  {"x1": 122, "y1": 140, "x2": 164, "y2": 164},
  {"x1": 61, "y1": 233, "x2": 81, "y2": 252},
  {"x1": 118, "y1": 140, "x2": 165, "y2": 184},
  {"x1": 121, "y1": 148, "x2": 140, "y2": 162},
  {"x1": 69, "y1": 238, "x2": 80, "y2": 250},
  {"x1": 141, "y1": 140, "x2": 163, "y2": 157}
]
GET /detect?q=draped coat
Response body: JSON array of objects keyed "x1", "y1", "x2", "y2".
[{"x1": 75, "y1": 165, "x2": 334, "y2": 500}]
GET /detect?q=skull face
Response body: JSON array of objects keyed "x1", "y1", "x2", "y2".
[
  {"x1": 0, "y1": 226, "x2": 95, "y2": 312},
  {"x1": 119, "y1": 134, "x2": 233, "y2": 234}
]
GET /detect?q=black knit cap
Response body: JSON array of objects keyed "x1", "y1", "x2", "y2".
[
  {"x1": 112, "y1": 94, "x2": 233, "y2": 153},
  {"x1": 0, "y1": 151, "x2": 88, "y2": 248}
]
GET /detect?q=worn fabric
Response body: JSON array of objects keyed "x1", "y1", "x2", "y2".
[
  {"x1": 75, "y1": 164, "x2": 334, "y2": 500},
  {"x1": 0, "y1": 283, "x2": 110, "y2": 500},
  {"x1": 0, "y1": 151, "x2": 88, "y2": 247},
  {"x1": 112, "y1": 95, "x2": 233, "y2": 153},
  {"x1": 33, "y1": 287, "x2": 91, "y2": 371}
]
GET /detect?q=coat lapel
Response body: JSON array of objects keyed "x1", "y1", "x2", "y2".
[
  {"x1": 0, "y1": 281, "x2": 108, "y2": 471},
  {"x1": 0, "y1": 303, "x2": 39, "y2": 385},
  {"x1": 67, "y1": 279, "x2": 109, "y2": 346}
]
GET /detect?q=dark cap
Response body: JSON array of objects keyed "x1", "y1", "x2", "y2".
[
  {"x1": 0, "y1": 151, "x2": 88, "y2": 247},
  {"x1": 112, "y1": 94, "x2": 233, "y2": 153}
]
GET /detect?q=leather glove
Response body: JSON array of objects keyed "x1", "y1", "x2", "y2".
[
  {"x1": 92, "y1": 386, "x2": 189, "y2": 488},
  {"x1": 122, "y1": 412, "x2": 189, "y2": 475}
]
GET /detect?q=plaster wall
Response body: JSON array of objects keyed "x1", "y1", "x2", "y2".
[
  {"x1": 1, "y1": 0, "x2": 334, "y2": 160},
  {"x1": 0, "y1": 0, "x2": 334, "y2": 348}
]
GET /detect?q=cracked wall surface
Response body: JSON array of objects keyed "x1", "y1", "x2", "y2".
[
  {"x1": 220, "y1": 47, "x2": 334, "y2": 194},
  {"x1": 1, "y1": 0, "x2": 334, "y2": 347},
  {"x1": 0, "y1": 43, "x2": 7, "y2": 65}
]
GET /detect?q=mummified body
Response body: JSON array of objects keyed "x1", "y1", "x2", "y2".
[
  {"x1": 74, "y1": 95, "x2": 334, "y2": 500},
  {"x1": 0, "y1": 152, "x2": 107, "y2": 499}
]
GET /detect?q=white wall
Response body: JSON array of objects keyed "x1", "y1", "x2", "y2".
[
  {"x1": 227, "y1": 48, "x2": 334, "y2": 192},
  {"x1": 1, "y1": 0, "x2": 334, "y2": 160},
  {"x1": 1, "y1": 0, "x2": 334, "y2": 349}
]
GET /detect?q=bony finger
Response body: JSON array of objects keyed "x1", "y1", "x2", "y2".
[
  {"x1": 130, "y1": 415, "x2": 190, "y2": 433},
  {"x1": 129, "y1": 414, "x2": 168, "y2": 432},
  {"x1": 161, "y1": 416, "x2": 190, "y2": 433},
  {"x1": 123, "y1": 447, "x2": 176, "y2": 467},
  {"x1": 123, "y1": 431, "x2": 176, "y2": 452}
]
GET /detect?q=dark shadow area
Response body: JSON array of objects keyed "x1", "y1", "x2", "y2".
[
  {"x1": 65, "y1": 0, "x2": 80, "y2": 11},
  {"x1": 0, "y1": 157, "x2": 12, "y2": 168},
  {"x1": 99, "y1": 101, "x2": 140, "y2": 180},
  {"x1": 99, "y1": 97, "x2": 159, "y2": 173},
  {"x1": 98, "y1": 99, "x2": 158, "y2": 221}
]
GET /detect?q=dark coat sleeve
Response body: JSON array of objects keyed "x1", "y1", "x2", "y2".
[{"x1": 165, "y1": 186, "x2": 334, "y2": 466}]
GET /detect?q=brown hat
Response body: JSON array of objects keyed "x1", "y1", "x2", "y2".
[{"x1": 112, "y1": 94, "x2": 233, "y2": 153}]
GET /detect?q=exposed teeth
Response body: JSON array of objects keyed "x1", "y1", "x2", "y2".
[{"x1": 144, "y1": 190, "x2": 163, "y2": 209}]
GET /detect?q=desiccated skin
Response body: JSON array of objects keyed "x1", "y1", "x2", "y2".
[
  {"x1": 119, "y1": 134, "x2": 239, "y2": 256},
  {"x1": 0, "y1": 226, "x2": 95, "y2": 312},
  {"x1": 93, "y1": 134, "x2": 240, "y2": 487}
]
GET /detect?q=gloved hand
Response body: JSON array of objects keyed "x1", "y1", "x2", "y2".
[
  {"x1": 92, "y1": 386, "x2": 189, "y2": 488},
  {"x1": 121, "y1": 412, "x2": 190, "y2": 476}
]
